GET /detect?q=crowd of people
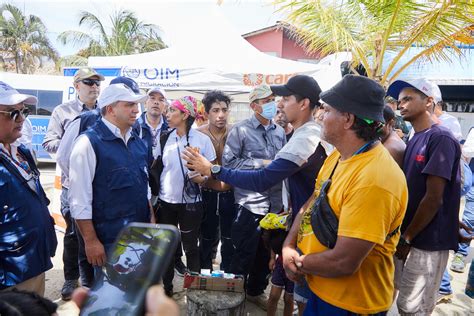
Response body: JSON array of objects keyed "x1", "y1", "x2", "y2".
[{"x1": 0, "y1": 67, "x2": 473, "y2": 315}]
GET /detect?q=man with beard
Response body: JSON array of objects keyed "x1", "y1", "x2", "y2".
[
  {"x1": 69, "y1": 84, "x2": 153, "y2": 280},
  {"x1": 183, "y1": 75, "x2": 329, "y2": 311}
]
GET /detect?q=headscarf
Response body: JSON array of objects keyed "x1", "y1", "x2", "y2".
[{"x1": 170, "y1": 96, "x2": 204, "y2": 120}]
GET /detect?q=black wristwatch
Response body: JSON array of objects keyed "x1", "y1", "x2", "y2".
[{"x1": 210, "y1": 164, "x2": 222, "y2": 179}]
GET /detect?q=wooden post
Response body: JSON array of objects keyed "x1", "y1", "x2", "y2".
[{"x1": 186, "y1": 289, "x2": 245, "y2": 316}]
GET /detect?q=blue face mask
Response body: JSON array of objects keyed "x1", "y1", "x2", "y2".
[{"x1": 260, "y1": 101, "x2": 277, "y2": 120}]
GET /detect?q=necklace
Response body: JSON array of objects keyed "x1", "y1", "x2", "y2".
[{"x1": 208, "y1": 126, "x2": 227, "y2": 148}]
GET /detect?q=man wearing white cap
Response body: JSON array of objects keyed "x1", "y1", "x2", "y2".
[
  {"x1": 68, "y1": 83, "x2": 153, "y2": 276},
  {"x1": 387, "y1": 78, "x2": 461, "y2": 315},
  {"x1": 0, "y1": 81, "x2": 57, "y2": 295}
]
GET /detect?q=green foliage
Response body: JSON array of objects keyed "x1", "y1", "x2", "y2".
[
  {"x1": 58, "y1": 9, "x2": 167, "y2": 63},
  {"x1": 274, "y1": 0, "x2": 474, "y2": 86},
  {"x1": 0, "y1": 3, "x2": 58, "y2": 73}
]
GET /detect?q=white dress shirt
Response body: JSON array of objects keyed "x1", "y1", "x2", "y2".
[
  {"x1": 159, "y1": 128, "x2": 216, "y2": 204},
  {"x1": 69, "y1": 118, "x2": 150, "y2": 220}
]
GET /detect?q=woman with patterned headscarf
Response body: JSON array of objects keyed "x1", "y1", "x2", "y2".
[{"x1": 157, "y1": 96, "x2": 217, "y2": 297}]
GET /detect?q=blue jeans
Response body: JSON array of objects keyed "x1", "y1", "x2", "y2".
[
  {"x1": 199, "y1": 190, "x2": 236, "y2": 271},
  {"x1": 304, "y1": 291, "x2": 387, "y2": 316},
  {"x1": 439, "y1": 185, "x2": 474, "y2": 294}
]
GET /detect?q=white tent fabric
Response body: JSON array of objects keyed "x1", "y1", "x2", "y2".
[{"x1": 88, "y1": 8, "x2": 343, "y2": 92}]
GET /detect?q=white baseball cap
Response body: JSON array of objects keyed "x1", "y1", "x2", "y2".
[
  {"x1": 387, "y1": 78, "x2": 442, "y2": 103},
  {"x1": 0, "y1": 81, "x2": 37, "y2": 106},
  {"x1": 147, "y1": 87, "x2": 167, "y2": 98},
  {"x1": 98, "y1": 83, "x2": 148, "y2": 109}
]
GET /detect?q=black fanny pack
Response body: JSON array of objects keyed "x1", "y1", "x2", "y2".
[
  {"x1": 310, "y1": 159, "x2": 399, "y2": 249},
  {"x1": 310, "y1": 177, "x2": 339, "y2": 249}
]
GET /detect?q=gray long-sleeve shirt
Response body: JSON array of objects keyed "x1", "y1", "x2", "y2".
[
  {"x1": 222, "y1": 114, "x2": 286, "y2": 215},
  {"x1": 42, "y1": 98, "x2": 93, "y2": 154}
]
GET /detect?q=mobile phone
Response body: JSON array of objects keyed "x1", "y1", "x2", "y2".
[{"x1": 80, "y1": 223, "x2": 180, "y2": 316}]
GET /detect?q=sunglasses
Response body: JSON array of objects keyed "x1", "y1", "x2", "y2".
[
  {"x1": 80, "y1": 79, "x2": 101, "y2": 87},
  {"x1": 0, "y1": 108, "x2": 30, "y2": 121}
]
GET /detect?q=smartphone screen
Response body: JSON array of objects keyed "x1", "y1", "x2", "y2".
[{"x1": 80, "y1": 223, "x2": 179, "y2": 316}]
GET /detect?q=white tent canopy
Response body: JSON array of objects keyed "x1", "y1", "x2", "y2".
[{"x1": 88, "y1": 8, "x2": 343, "y2": 92}]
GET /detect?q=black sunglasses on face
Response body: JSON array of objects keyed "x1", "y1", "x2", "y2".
[
  {"x1": 80, "y1": 79, "x2": 101, "y2": 87},
  {"x1": 0, "y1": 108, "x2": 30, "y2": 121}
]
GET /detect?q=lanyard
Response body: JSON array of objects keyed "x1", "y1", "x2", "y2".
[
  {"x1": 353, "y1": 140, "x2": 377, "y2": 156},
  {"x1": 0, "y1": 148, "x2": 40, "y2": 194}
]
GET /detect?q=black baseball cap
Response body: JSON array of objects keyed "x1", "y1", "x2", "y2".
[
  {"x1": 270, "y1": 75, "x2": 322, "y2": 106},
  {"x1": 320, "y1": 75, "x2": 385, "y2": 123}
]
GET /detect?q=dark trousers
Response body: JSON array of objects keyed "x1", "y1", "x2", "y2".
[
  {"x1": 61, "y1": 188, "x2": 94, "y2": 285},
  {"x1": 153, "y1": 199, "x2": 184, "y2": 264},
  {"x1": 200, "y1": 190, "x2": 236, "y2": 271},
  {"x1": 229, "y1": 205, "x2": 270, "y2": 296},
  {"x1": 157, "y1": 200, "x2": 203, "y2": 291}
]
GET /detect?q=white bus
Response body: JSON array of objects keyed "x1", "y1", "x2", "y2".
[{"x1": 0, "y1": 72, "x2": 77, "y2": 162}]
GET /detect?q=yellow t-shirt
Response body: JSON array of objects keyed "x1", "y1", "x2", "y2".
[{"x1": 297, "y1": 143, "x2": 408, "y2": 314}]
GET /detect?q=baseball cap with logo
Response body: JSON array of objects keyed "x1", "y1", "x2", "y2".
[
  {"x1": 249, "y1": 85, "x2": 273, "y2": 103},
  {"x1": 98, "y1": 84, "x2": 148, "y2": 109},
  {"x1": 271, "y1": 75, "x2": 322, "y2": 106},
  {"x1": 147, "y1": 87, "x2": 167, "y2": 99},
  {"x1": 74, "y1": 67, "x2": 105, "y2": 82},
  {"x1": 0, "y1": 81, "x2": 37, "y2": 106},
  {"x1": 386, "y1": 78, "x2": 441, "y2": 103},
  {"x1": 110, "y1": 76, "x2": 140, "y2": 94}
]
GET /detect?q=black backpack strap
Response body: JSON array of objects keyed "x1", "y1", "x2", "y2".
[{"x1": 160, "y1": 128, "x2": 175, "y2": 153}]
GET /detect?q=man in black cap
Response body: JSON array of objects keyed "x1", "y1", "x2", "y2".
[
  {"x1": 182, "y1": 74, "x2": 330, "y2": 311},
  {"x1": 280, "y1": 75, "x2": 408, "y2": 315}
]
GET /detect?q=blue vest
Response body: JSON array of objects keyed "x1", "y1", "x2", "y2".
[
  {"x1": 0, "y1": 145, "x2": 57, "y2": 289},
  {"x1": 85, "y1": 120, "x2": 150, "y2": 248},
  {"x1": 132, "y1": 112, "x2": 168, "y2": 166},
  {"x1": 78, "y1": 108, "x2": 101, "y2": 134}
]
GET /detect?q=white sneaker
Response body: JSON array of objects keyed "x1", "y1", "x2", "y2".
[{"x1": 450, "y1": 253, "x2": 465, "y2": 273}]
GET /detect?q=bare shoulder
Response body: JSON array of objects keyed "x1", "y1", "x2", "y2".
[{"x1": 383, "y1": 133, "x2": 406, "y2": 167}]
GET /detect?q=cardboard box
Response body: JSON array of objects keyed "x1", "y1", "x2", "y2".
[{"x1": 183, "y1": 273, "x2": 245, "y2": 293}]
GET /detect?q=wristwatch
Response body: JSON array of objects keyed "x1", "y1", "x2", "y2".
[
  {"x1": 399, "y1": 236, "x2": 411, "y2": 247},
  {"x1": 210, "y1": 164, "x2": 222, "y2": 179}
]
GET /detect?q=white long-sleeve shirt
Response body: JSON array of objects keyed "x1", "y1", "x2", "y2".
[
  {"x1": 69, "y1": 118, "x2": 150, "y2": 220},
  {"x1": 56, "y1": 119, "x2": 81, "y2": 189}
]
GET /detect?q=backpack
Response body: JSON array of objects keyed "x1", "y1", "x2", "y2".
[{"x1": 149, "y1": 129, "x2": 175, "y2": 196}]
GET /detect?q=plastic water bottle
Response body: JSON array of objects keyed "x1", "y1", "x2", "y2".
[{"x1": 466, "y1": 258, "x2": 474, "y2": 298}]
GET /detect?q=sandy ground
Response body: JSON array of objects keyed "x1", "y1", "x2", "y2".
[{"x1": 39, "y1": 163, "x2": 474, "y2": 315}]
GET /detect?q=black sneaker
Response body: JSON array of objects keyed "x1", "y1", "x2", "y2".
[
  {"x1": 174, "y1": 259, "x2": 188, "y2": 277},
  {"x1": 61, "y1": 279, "x2": 79, "y2": 301}
]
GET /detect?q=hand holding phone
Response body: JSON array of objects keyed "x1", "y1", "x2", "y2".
[{"x1": 80, "y1": 223, "x2": 180, "y2": 316}]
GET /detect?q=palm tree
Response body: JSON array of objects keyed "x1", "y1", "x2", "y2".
[
  {"x1": 0, "y1": 3, "x2": 58, "y2": 73},
  {"x1": 58, "y1": 10, "x2": 166, "y2": 60},
  {"x1": 274, "y1": 0, "x2": 474, "y2": 86}
]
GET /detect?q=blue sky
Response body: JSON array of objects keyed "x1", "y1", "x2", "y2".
[{"x1": 5, "y1": 0, "x2": 282, "y2": 56}]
